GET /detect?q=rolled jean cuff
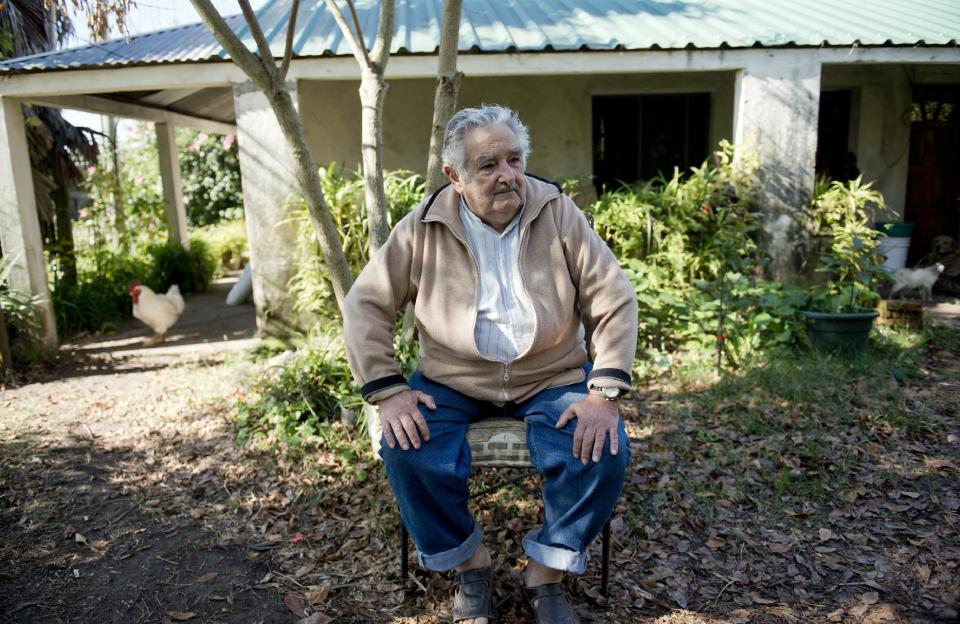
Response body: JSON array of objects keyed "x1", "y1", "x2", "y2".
[
  {"x1": 522, "y1": 530, "x2": 588, "y2": 574},
  {"x1": 416, "y1": 521, "x2": 482, "y2": 572}
]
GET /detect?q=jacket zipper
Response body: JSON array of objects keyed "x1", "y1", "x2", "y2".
[{"x1": 427, "y1": 187, "x2": 558, "y2": 401}]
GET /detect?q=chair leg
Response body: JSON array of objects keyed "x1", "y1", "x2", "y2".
[
  {"x1": 601, "y1": 518, "x2": 611, "y2": 597},
  {"x1": 400, "y1": 522, "x2": 409, "y2": 581}
]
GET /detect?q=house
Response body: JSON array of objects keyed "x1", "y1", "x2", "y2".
[{"x1": 2, "y1": 0, "x2": 958, "y2": 345}]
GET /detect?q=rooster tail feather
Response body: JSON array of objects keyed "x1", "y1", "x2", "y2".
[{"x1": 166, "y1": 284, "x2": 186, "y2": 314}]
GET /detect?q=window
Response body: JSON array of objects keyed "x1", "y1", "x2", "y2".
[{"x1": 592, "y1": 93, "x2": 711, "y2": 194}]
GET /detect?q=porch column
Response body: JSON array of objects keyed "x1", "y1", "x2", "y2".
[
  {"x1": 155, "y1": 122, "x2": 189, "y2": 245},
  {"x1": 0, "y1": 97, "x2": 57, "y2": 349},
  {"x1": 733, "y1": 51, "x2": 822, "y2": 281},
  {"x1": 232, "y1": 81, "x2": 307, "y2": 337}
]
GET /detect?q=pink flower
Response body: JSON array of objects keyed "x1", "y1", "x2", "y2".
[
  {"x1": 197, "y1": 132, "x2": 209, "y2": 143},
  {"x1": 87, "y1": 165, "x2": 97, "y2": 176},
  {"x1": 291, "y1": 532, "x2": 304, "y2": 543},
  {"x1": 222, "y1": 133, "x2": 235, "y2": 149}
]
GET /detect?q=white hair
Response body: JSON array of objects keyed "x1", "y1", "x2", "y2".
[{"x1": 441, "y1": 105, "x2": 532, "y2": 181}]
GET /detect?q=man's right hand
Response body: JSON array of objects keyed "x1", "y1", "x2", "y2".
[{"x1": 377, "y1": 390, "x2": 435, "y2": 450}]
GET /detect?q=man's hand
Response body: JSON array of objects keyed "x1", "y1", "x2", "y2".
[
  {"x1": 377, "y1": 390, "x2": 436, "y2": 450},
  {"x1": 555, "y1": 394, "x2": 621, "y2": 464}
]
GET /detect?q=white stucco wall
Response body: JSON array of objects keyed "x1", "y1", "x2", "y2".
[{"x1": 299, "y1": 71, "x2": 735, "y2": 182}]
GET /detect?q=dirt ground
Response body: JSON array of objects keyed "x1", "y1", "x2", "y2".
[{"x1": 1, "y1": 285, "x2": 958, "y2": 624}]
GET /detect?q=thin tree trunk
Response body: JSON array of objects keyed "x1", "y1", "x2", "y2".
[
  {"x1": 190, "y1": 0, "x2": 354, "y2": 313},
  {"x1": 107, "y1": 116, "x2": 127, "y2": 251},
  {"x1": 52, "y1": 175, "x2": 76, "y2": 287},
  {"x1": 325, "y1": 0, "x2": 394, "y2": 255},
  {"x1": 359, "y1": 67, "x2": 390, "y2": 253},
  {"x1": 0, "y1": 302, "x2": 12, "y2": 374},
  {"x1": 425, "y1": 0, "x2": 464, "y2": 194}
]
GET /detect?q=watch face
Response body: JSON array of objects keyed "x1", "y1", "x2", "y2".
[{"x1": 601, "y1": 387, "x2": 621, "y2": 399}]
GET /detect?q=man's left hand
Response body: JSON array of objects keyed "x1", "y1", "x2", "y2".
[{"x1": 555, "y1": 394, "x2": 621, "y2": 465}]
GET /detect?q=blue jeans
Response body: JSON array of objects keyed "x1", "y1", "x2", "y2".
[{"x1": 379, "y1": 369, "x2": 631, "y2": 574}]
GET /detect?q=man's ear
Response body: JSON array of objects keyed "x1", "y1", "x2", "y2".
[{"x1": 443, "y1": 165, "x2": 464, "y2": 192}]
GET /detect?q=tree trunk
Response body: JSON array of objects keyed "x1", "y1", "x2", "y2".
[
  {"x1": 267, "y1": 87, "x2": 354, "y2": 310},
  {"x1": 0, "y1": 302, "x2": 11, "y2": 374},
  {"x1": 52, "y1": 175, "x2": 76, "y2": 287},
  {"x1": 425, "y1": 0, "x2": 464, "y2": 194},
  {"x1": 359, "y1": 67, "x2": 390, "y2": 254},
  {"x1": 107, "y1": 116, "x2": 127, "y2": 251},
  {"x1": 190, "y1": 0, "x2": 355, "y2": 314}
]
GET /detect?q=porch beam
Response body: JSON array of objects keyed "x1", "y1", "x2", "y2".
[{"x1": 22, "y1": 94, "x2": 235, "y2": 134}]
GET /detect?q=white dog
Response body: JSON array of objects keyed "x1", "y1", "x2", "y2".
[{"x1": 890, "y1": 263, "x2": 945, "y2": 301}]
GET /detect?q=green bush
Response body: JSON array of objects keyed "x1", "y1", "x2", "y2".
[
  {"x1": 145, "y1": 240, "x2": 217, "y2": 294},
  {"x1": 178, "y1": 130, "x2": 244, "y2": 227},
  {"x1": 589, "y1": 142, "x2": 808, "y2": 370},
  {"x1": 51, "y1": 251, "x2": 150, "y2": 334},
  {"x1": 235, "y1": 343, "x2": 362, "y2": 447},
  {"x1": 290, "y1": 165, "x2": 424, "y2": 320},
  {"x1": 51, "y1": 240, "x2": 214, "y2": 335},
  {"x1": 190, "y1": 220, "x2": 248, "y2": 278}
]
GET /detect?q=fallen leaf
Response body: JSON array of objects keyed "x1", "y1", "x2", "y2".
[
  {"x1": 860, "y1": 591, "x2": 880, "y2": 605},
  {"x1": 167, "y1": 612, "x2": 196, "y2": 621},
  {"x1": 284, "y1": 593, "x2": 306, "y2": 617},
  {"x1": 196, "y1": 572, "x2": 218, "y2": 584},
  {"x1": 74, "y1": 533, "x2": 88, "y2": 545},
  {"x1": 768, "y1": 542, "x2": 791, "y2": 554},
  {"x1": 818, "y1": 528, "x2": 834, "y2": 542},
  {"x1": 706, "y1": 537, "x2": 726, "y2": 549},
  {"x1": 298, "y1": 614, "x2": 332, "y2": 624},
  {"x1": 305, "y1": 588, "x2": 330, "y2": 605},
  {"x1": 669, "y1": 589, "x2": 688, "y2": 609}
]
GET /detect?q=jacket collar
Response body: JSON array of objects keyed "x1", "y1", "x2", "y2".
[{"x1": 421, "y1": 174, "x2": 562, "y2": 237}]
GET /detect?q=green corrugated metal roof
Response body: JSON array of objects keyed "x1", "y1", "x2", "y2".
[{"x1": 2, "y1": 0, "x2": 958, "y2": 74}]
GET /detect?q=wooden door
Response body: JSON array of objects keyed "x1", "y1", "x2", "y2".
[{"x1": 904, "y1": 86, "x2": 960, "y2": 265}]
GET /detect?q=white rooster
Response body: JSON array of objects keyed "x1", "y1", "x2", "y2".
[{"x1": 128, "y1": 281, "x2": 186, "y2": 346}]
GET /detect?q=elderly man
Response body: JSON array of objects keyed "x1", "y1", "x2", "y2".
[{"x1": 344, "y1": 105, "x2": 638, "y2": 624}]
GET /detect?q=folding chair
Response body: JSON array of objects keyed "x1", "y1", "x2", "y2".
[{"x1": 367, "y1": 410, "x2": 612, "y2": 597}]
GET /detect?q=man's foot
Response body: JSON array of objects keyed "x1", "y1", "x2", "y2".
[
  {"x1": 453, "y1": 545, "x2": 494, "y2": 624},
  {"x1": 523, "y1": 561, "x2": 579, "y2": 624}
]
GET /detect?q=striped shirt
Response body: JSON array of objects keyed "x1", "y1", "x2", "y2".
[{"x1": 459, "y1": 198, "x2": 536, "y2": 363}]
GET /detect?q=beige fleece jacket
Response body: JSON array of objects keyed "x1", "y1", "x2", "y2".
[{"x1": 343, "y1": 174, "x2": 639, "y2": 404}]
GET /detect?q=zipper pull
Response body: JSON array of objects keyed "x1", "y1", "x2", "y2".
[{"x1": 503, "y1": 364, "x2": 510, "y2": 384}]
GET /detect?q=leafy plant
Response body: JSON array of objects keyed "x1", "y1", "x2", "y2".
[
  {"x1": 0, "y1": 255, "x2": 43, "y2": 359},
  {"x1": 806, "y1": 177, "x2": 889, "y2": 312},
  {"x1": 235, "y1": 344, "x2": 362, "y2": 447},
  {"x1": 290, "y1": 165, "x2": 424, "y2": 320},
  {"x1": 190, "y1": 220, "x2": 248, "y2": 278},
  {"x1": 178, "y1": 130, "x2": 244, "y2": 227},
  {"x1": 145, "y1": 240, "x2": 217, "y2": 295}
]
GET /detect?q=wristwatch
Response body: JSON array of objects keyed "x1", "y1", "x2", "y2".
[{"x1": 590, "y1": 386, "x2": 622, "y2": 401}]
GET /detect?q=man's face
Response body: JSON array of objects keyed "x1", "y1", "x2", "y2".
[{"x1": 444, "y1": 123, "x2": 527, "y2": 232}]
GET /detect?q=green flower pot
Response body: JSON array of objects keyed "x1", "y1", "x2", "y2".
[{"x1": 801, "y1": 309, "x2": 879, "y2": 355}]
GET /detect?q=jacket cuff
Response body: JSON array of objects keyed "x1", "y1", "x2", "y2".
[
  {"x1": 361, "y1": 374, "x2": 410, "y2": 403},
  {"x1": 586, "y1": 368, "x2": 632, "y2": 393}
]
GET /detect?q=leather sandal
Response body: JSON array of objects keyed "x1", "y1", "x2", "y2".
[
  {"x1": 452, "y1": 566, "x2": 497, "y2": 623},
  {"x1": 522, "y1": 582, "x2": 581, "y2": 624}
]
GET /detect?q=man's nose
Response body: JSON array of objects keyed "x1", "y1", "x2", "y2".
[{"x1": 494, "y1": 159, "x2": 516, "y2": 181}]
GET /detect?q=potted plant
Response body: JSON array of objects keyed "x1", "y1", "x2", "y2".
[{"x1": 801, "y1": 177, "x2": 889, "y2": 354}]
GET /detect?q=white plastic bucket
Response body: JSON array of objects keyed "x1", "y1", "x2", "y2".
[{"x1": 877, "y1": 236, "x2": 910, "y2": 272}]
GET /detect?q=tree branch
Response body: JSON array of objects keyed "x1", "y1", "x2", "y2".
[
  {"x1": 279, "y1": 0, "x2": 300, "y2": 80},
  {"x1": 324, "y1": 0, "x2": 371, "y2": 69},
  {"x1": 369, "y1": 0, "x2": 395, "y2": 67},
  {"x1": 190, "y1": 0, "x2": 273, "y2": 88},
  {"x1": 238, "y1": 0, "x2": 278, "y2": 77},
  {"x1": 345, "y1": 0, "x2": 373, "y2": 67}
]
